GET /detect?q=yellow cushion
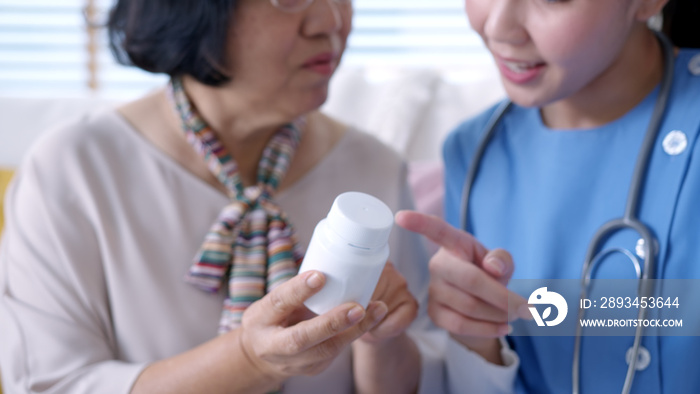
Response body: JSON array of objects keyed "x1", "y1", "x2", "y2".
[
  {"x1": 0, "y1": 168, "x2": 8, "y2": 392},
  {"x1": 0, "y1": 169, "x2": 10, "y2": 393},
  {"x1": 0, "y1": 167, "x2": 14, "y2": 234},
  {"x1": 0, "y1": 169, "x2": 11, "y2": 392}
]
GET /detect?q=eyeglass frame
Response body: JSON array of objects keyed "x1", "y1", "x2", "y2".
[{"x1": 270, "y1": 0, "x2": 352, "y2": 14}]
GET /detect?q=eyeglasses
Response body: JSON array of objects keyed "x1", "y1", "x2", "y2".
[{"x1": 270, "y1": 0, "x2": 352, "y2": 14}]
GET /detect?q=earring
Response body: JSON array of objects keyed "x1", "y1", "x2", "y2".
[{"x1": 647, "y1": 12, "x2": 663, "y2": 31}]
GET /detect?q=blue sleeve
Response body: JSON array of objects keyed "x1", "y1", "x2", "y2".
[{"x1": 442, "y1": 101, "x2": 506, "y2": 230}]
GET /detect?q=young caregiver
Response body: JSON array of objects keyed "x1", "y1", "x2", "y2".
[{"x1": 398, "y1": 0, "x2": 700, "y2": 392}]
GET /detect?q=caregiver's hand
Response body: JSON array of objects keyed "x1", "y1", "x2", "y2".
[
  {"x1": 395, "y1": 211, "x2": 530, "y2": 363},
  {"x1": 239, "y1": 270, "x2": 385, "y2": 382}
]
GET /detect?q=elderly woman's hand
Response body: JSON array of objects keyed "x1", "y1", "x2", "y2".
[{"x1": 238, "y1": 270, "x2": 387, "y2": 383}]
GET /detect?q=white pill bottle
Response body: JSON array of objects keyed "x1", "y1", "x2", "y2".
[{"x1": 299, "y1": 191, "x2": 393, "y2": 315}]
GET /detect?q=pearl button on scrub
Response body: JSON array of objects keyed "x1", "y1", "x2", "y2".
[
  {"x1": 662, "y1": 130, "x2": 688, "y2": 156},
  {"x1": 626, "y1": 346, "x2": 651, "y2": 371},
  {"x1": 688, "y1": 53, "x2": 700, "y2": 76}
]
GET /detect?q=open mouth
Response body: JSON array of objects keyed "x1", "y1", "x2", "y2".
[
  {"x1": 502, "y1": 60, "x2": 545, "y2": 73},
  {"x1": 496, "y1": 57, "x2": 546, "y2": 83}
]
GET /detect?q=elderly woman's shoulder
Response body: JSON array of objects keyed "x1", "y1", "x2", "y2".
[
  {"x1": 343, "y1": 128, "x2": 402, "y2": 162},
  {"x1": 317, "y1": 115, "x2": 402, "y2": 164},
  {"x1": 23, "y1": 107, "x2": 136, "y2": 171},
  {"x1": 310, "y1": 111, "x2": 404, "y2": 167},
  {"x1": 8, "y1": 106, "x2": 144, "y2": 213}
]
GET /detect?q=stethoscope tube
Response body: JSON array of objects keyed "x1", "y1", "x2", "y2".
[
  {"x1": 459, "y1": 99, "x2": 511, "y2": 231},
  {"x1": 573, "y1": 218, "x2": 657, "y2": 394},
  {"x1": 459, "y1": 31, "x2": 676, "y2": 394},
  {"x1": 573, "y1": 31, "x2": 674, "y2": 394}
]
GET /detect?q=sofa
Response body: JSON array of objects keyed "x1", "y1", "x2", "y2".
[{"x1": 0, "y1": 66, "x2": 504, "y2": 228}]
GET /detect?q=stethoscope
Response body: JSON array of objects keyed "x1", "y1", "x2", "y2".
[{"x1": 459, "y1": 31, "x2": 675, "y2": 394}]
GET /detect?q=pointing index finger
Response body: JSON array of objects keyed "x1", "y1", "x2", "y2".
[{"x1": 395, "y1": 210, "x2": 488, "y2": 263}]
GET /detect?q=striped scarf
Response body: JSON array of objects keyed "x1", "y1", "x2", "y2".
[{"x1": 168, "y1": 78, "x2": 305, "y2": 333}]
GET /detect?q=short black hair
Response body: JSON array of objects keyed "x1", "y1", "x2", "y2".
[
  {"x1": 663, "y1": 0, "x2": 700, "y2": 48},
  {"x1": 107, "y1": 0, "x2": 237, "y2": 86}
]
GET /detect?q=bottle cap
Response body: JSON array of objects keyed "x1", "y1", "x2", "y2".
[{"x1": 326, "y1": 191, "x2": 393, "y2": 250}]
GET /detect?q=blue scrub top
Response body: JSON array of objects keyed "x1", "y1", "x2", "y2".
[{"x1": 443, "y1": 48, "x2": 700, "y2": 393}]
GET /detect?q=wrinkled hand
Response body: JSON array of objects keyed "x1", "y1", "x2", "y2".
[
  {"x1": 359, "y1": 262, "x2": 419, "y2": 344},
  {"x1": 395, "y1": 210, "x2": 530, "y2": 349},
  {"x1": 238, "y1": 271, "x2": 386, "y2": 382}
]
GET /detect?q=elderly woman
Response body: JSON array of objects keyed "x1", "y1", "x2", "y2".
[{"x1": 0, "y1": 0, "x2": 440, "y2": 393}]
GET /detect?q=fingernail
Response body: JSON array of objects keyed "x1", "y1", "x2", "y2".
[
  {"x1": 517, "y1": 304, "x2": 533, "y2": 320},
  {"x1": 347, "y1": 306, "x2": 365, "y2": 324},
  {"x1": 486, "y1": 257, "x2": 506, "y2": 276},
  {"x1": 306, "y1": 272, "x2": 323, "y2": 289},
  {"x1": 371, "y1": 303, "x2": 388, "y2": 323}
]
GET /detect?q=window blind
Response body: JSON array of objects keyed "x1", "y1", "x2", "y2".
[
  {"x1": 0, "y1": 0, "x2": 90, "y2": 97},
  {"x1": 0, "y1": 0, "x2": 491, "y2": 100},
  {"x1": 347, "y1": 0, "x2": 489, "y2": 67}
]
